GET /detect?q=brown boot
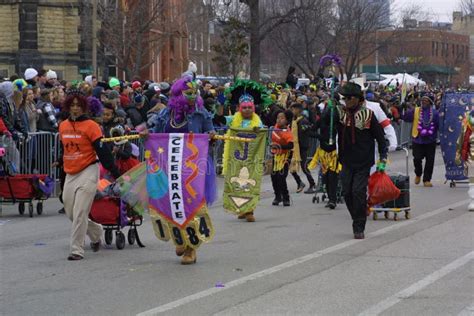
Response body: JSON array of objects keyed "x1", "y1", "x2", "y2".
[
  {"x1": 175, "y1": 245, "x2": 185, "y2": 257},
  {"x1": 423, "y1": 181, "x2": 433, "y2": 187},
  {"x1": 181, "y1": 247, "x2": 196, "y2": 265},
  {"x1": 245, "y1": 212, "x2": 255, "y2": 222},
  {"x1": 415, "y1": 176, "x2": 421, "y2": 185},
  {"x1": 237, "y1": 213, "x2": 246, "y2": 219}
]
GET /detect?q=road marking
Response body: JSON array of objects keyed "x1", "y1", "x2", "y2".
[
  {"x1": 359, "y1": 251, "x2": 474, "y2": 316},
  {"x1": 457, "y1": 303, "x2": 474, "y2": 316},
  {"x1": 137, "y1": 199, "x2": 468, "y2": 316}
]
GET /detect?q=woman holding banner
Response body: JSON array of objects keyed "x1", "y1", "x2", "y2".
[
  {"x1": 145, "y1": 75, "x2": 217, "y2": 265},
  {"x1": 222, "y1": 80, "x2": 271, "y2": 222}
]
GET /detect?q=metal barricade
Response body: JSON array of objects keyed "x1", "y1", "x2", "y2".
[
  {"x1": 399, "y1": 121, "x2": 413, "y2": 147},
  {"x1": 128, "y1": 131, "x2": 146, "y2": 161},
  {"x1": 1, "y1": 135, "x2": 20, "y2": 174}
]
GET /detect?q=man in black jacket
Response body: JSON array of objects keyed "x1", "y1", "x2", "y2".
[{"x1": 337, "y1": 83, "x2": 387, "y2": 239}]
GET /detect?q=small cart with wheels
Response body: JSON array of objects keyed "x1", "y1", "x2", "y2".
[
  {"x1": 312, "y1": 170, "x2": 344, "y2": 205},
  {"x1": 89, "y1": 197, "x2": 145, "y2": 250},
  {"x1": 0, "y1": 174, "x2": 53, "y2": 217},
  {"x1": 370, "y1": 147, "x2": 411, "y2": 221}
]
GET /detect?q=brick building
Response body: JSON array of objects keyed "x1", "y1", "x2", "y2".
[
  {"x1": 452, "y1": 11, "x2": 474, "y2": 75},
  {"x1": 0, "y1": 0, "x2": 86, "y2": 81},
  {"x1": 0, "y1": 0, "x2": 189, "y2": 83},
  {"x1": 360, "y1": 24, "x2": 470, "y2": 86},
  {"x1": 101, "y1": 0, "x2": 188, "y2": 82}
]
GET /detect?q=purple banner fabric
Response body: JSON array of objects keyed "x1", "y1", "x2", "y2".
[{"x1": 145, "y1": 133, "x2": 209, "y2": 228}]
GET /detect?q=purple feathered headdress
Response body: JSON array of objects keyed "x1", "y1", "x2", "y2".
[
  {"x1": 319, "y1": 54, "x2": 342, "y2": 67},
  {"x1": 168, "y1": 75, "x2": 204, "y2": 121},
  {"x1": 87, "y1": 96, "x2": 103, "y2": 117}
]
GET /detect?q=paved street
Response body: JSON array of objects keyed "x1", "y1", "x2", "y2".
[{"x1": 1, "y1": 149, "x2": 473, "y2": 316}]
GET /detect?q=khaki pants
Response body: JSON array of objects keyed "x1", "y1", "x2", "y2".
[{"x1": 63, "y1": 164, "x2": 103, "y2": 256}]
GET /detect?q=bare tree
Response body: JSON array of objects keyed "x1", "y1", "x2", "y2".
[
  {"x1": 269, "y1": 0, "x2": 334, "y2": 78},
  {"x1": 210, "y1": 0, "x2": 309, "y2": 80},
  {"x1": 211, "y1": 18, "x2": 249, "y2": 79},
  {"x1": 331, "y1": 0, "x2": 401, "y2": 80},
  {"x1": 98, "y1": 0, "x2": 181, "y2": 80},
  {"x1": 458, "y1": 0, "x2": 474, "y2": 15}
]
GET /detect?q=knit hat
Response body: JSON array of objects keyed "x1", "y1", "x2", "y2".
[
  {"x1": 92, "y1": 86, "x2": 104, "y2": 99},
  {"x1": 132, "y1": 81, "x2": 141, "y2": 90},
  {"x1": 110, "y1": 125, "x2": 127, "y2": 145},
  {"x1": 13, "y1": 79, "x2": 28, "y2": 92},
  {"x1": 46, "y1": 70, "x2": 57, "y2": 80},
  {"x1": 109, "y1": 77, "x2": 120, "y2": 88},
  {"x1": 85, "y1": 75, "x2": 93, "y2": 85},
  {"x1": 24, "y1": 68, "x2": 38, "y2": 80},
  {"x1": 158, "y1": 82, "x2": 170, "y2": 94},
  {"x1": 148, "y1": 83, "x2": 160, "y2": 93},
  {"x1": 134, "y1": 94, "x2": 144, "y2": 104},
  {"x1": 0, "y1": 81, "x2": 13, "y2": 99},
  {"x1": 107, "y1": 90, "x2": 120, "y2": 100}
]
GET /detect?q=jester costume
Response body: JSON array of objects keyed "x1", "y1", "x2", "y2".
[
  {"x1": 119, "y1": 75, "x2": 216, "y2": 265},
  {"x1": 271, "y1": 110, "x2": 294, "y2": 206},
  {"x1": 222, "y1": 80, "x2": 271, "y2": 222},
  {"x1": 455, "y1": 110, "x2": 474, "y2": 211}
]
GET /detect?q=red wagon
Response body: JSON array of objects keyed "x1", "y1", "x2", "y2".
[
  {"x1": 89, "y1": 197, "x2": 145, "y2": 250},
  {"x1": 0, "y1": 174, "x2": 53, "y2": 217}
]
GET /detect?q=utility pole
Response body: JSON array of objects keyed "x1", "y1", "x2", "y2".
[{"x1": 92, "y1": 0, "x2": 98, "y2": 76}]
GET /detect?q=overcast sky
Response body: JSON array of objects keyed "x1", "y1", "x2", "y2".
[{"x1": 394, "y1": 0, "x2": 459, "y2": 23}]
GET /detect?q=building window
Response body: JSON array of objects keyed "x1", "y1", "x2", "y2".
[
  {"x1": 208, "y1": 63, "x2": 211, "y2": 76},
  {"x1": 200, "y1": 61, "x2": 204, "y2": 75},
  {"x1": 201, "y1": 33, "x2": 204, "y2": 51},
  {"x1": 189, "y1": 33, "x2": 192, "y2": 50},
  {"x1": 452, "y1": 43, "x2": 454, "y2": 57},
  {"x1": 466, "y1": 46, "x2": 469, "y2": 60},
  {"x1": 435, "y1": 42, "x2": 438, "y2": 56},
  {"x1": 432, "y1": 41, "x2": 435, "y2": 56},
  {"x1": 194, "y1": 33, "x2": 198, "y2": 50}
]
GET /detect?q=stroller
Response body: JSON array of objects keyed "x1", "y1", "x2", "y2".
[
  {"x1": 89, "y1": 196, "x2": 145, "y2": 250},
  {"x1": 0, "y1": 139, "x2": 54, "y2": 217},
  {"x1": 312, "y1": 169, "x2": 344, "y2": 204}
]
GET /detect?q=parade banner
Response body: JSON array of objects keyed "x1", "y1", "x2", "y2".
[
  {"x1": 144, "y1": 133, "x2": 210, "y2": 228},
  {"x1": 439, "y1": 93, "x2": 474, "y2": 181},
  {"x1": 223, "y1": 128, "x2": 267, "y2": 215}
]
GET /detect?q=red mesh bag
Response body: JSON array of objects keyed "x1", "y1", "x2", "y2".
[{"x1": 368, "y1": 171, "x2": 401, "y2": 206}]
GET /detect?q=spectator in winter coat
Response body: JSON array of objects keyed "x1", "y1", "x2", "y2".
[
  {"x1": 45, "y1": 70, "x2": 58, "y2": 89},
  {"x1": 125, "y1": 94, "x2": 145, "y2": 128},
  {"x1": 36, "y1": 89, "x2": 58, "y2": 132},
  {"x1": 0, "y1": 81, "x2": 27, "y2": 139}
]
